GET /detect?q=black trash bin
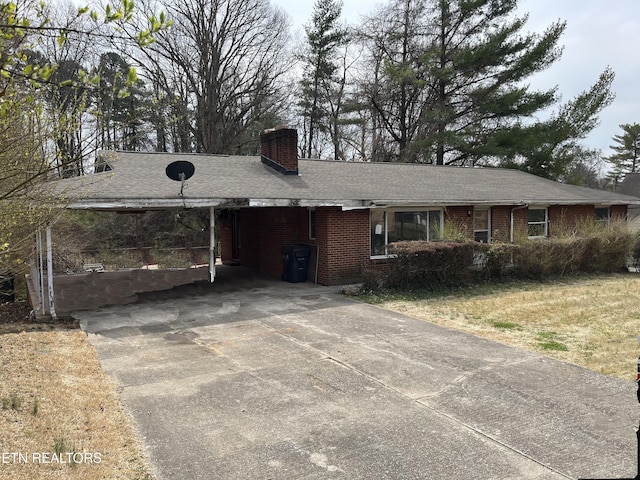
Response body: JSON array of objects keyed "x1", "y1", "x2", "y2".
[
  {"x1": 282, "y1": 245, "x2": 311, "y2": 283},
  {"x1": 0, "y1": 270, "x2": 14, "y2": 303}
]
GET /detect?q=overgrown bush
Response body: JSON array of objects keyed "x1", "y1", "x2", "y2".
[
  {"x1": 512, "y1": 220, "x2": 634, "y2": 278},
  {"x1": 481, "y1": 243, "x2": 518, "y2": 280},
  {"x1": 630, "y1": 232, "x2": 640, "y2": 270},
  {"x1": 362, "y1": 220, "x2": 636, "y2": 291},
  {"x1": 375, "y1": 241, "x2": 478, "y2": 289}
]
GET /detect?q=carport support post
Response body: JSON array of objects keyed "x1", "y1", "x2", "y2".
[
  {"x1": 36, "y1": 228, "x2": 45, "y2": 316},
  {"x1": 209, "y1": 206, "x2": 216, "y2": 282},
  {"x1": 45, "y1": 226, "x2": 57, "y2": 320}
]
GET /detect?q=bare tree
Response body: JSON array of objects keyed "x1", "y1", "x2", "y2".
[{"x1": 127, "y1": 0, "x2": 293, "y2": 155}]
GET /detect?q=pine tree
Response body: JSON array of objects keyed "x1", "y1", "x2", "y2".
[
  {"x1": 299, "y1": 0, "x2": 349, "y2": 159},
  {"x1": 606, "y1": 123, "x2": 640, "y2": 175},
  {"x1": 359, "y1": 0, "x2": 613, "y2": 173}
]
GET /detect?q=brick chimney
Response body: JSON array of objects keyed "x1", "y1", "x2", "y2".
[{"x1": 260, "y1": 126, "x2": 298, "y2": 175}]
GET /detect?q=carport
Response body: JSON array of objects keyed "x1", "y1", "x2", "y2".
[{"x1": 33, "y1": 128, "x2": 324, "y2": 317}]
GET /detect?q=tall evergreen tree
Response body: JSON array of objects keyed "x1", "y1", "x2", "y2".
[
  {"x1": 299, "y1": 0, "x2": 349, "y2": 159},
  {"x1": 361, "y1": 0, "x2": 565, "y2": 164},
  {"x1": 496, "y1": 68, "x2": 615, "y2": 179},
  {"x1": 606, "y1": 123, "x2": 640, "y2": 175},
  {"x1": 359, "y1": 0, "x2": 611, "y2": 172},
  {"x1": 96, "y1": 52, "x2": 152, "y2": 152}
]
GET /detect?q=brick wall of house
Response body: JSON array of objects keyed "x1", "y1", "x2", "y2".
[
  {"x1": 234, "y1": 209, "x2": 258, "y2": 269},
  {"x1": 256, "y1": 207, "x2": 307, "y2": 279},
  {"x1": 315, "y1": 207, "x2": 370, "y2": 285},
  {"x1": 218, "y1": 213, "x2": 233, "y2": 263},
  {"x1": 611, "y1": 205, "x2": 627, "y2": 220},
  {"x1": 220, "y1": 203, "x2": 632, "y2": 287},
  {"x1": 548, "y1": 205, "x2": 595, "y2": 236},
  {"x1": 444, "y1": 206, "x2": 473, "y2": 238},
  {"x1": 512, "y1": 207, "x2": 529, "y2": 240},
  {"x1": 491, "y1": 206, "x2": 512, "y2": 243}
]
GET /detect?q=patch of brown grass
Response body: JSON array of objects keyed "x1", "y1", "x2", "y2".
[
  {"x1": 376, "y1": 274, "x2": 640, "y2": 381},
  {"x1": 0, "y1": 328, "x2": 153, "y2": 479}
]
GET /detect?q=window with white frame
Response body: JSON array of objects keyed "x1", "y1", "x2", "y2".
[
  {"x1": 527, "y1": 207, "x2": 548, "y2": 238},
  {"x1": 473, "y1": 208, "x2": 491, "y2": 243},
  {"x1": 370, "y1": 209, "x2": 442, "y2": 257},
  {"x1": 309, "y1": 208, "x2": 316, "y2": 239},
  {"x1": 595, "y1": 206, "x2": 610, "y2": 225}
]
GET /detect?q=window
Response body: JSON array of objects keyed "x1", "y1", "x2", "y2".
[
  {"x1": 473, "y1": 208, "x2": 490, "y2": 243},
  {"x1": 309, "y1": 208, "x2": 316, "y2": 240},
  {"x1": 371, "y1": 209, "x2": 442, "y2": 257},
  {"x1": 528, "y1": 208, "x2": 548, "y2": 238},
  {"x1": 595, "y1": 207, "x2": 610, "y2": 225}
]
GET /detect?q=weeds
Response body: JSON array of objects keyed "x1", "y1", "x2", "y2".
[
  {"x1": 1, "y1": 393, "x2": 23, "y2": 411},
  {"x1": 53, "y1": 436, "x2": 80, "y2": 466},
  {"x1": 492, "y1": 321, "x2": 521, "y2": 330},
  {"x1": 536, "y1": 332, "x2": 569, "y2": 351}
]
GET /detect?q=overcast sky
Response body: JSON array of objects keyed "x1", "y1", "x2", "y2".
[{"x1": 274, "y1": 0, "x2": 640, "y2": 161}]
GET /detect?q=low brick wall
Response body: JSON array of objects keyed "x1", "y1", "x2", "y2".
[{"x1": 28, "y1": 267, "x2": 210, "y2": 315}]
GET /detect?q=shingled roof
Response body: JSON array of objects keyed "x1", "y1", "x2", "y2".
[
  {"x1": 619, "y1": 172, "x2": 640, "y2": 198},
  {"x1": 53, "y1": 151, "x2": 640, "y2": 210}
]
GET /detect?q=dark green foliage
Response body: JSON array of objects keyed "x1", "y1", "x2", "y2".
[
  {"x1": 362, "y1": 0, "x2": 565, "y2": 165},
  {"x1": 299, "y1": 0, "x2": 349, "y2": 160},
  {"x1": 606, "y1": 123, "x2": 640, "y2": 176},
  {"x1": 96, "y1": 52, "x2": 153, "y2": 152},
  {"x1": 358, "y1": 0, "x2": 613, "y2": 178},
  {"x1": 496, "y1": 69, "x2": 615, "y2": 180}
]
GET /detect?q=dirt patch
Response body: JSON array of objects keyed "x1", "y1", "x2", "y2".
[{"x1": 0, "y1": 301, "x2": 79, "y2": 334}]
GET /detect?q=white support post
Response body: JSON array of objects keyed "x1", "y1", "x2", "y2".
[
  {"x1": 209, "y1": 206, "x2": 216, "y2": 283},
  {"x1": 36, "y1": 229, "x2": 45, "y2": 316},
  {"x1": 45, "y1": 226, "x2": 57, "y2": 320}
]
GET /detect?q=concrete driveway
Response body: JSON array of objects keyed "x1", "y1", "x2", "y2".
[{"x1": 75, "y1": 267, "x2": 638, "y2": 480}]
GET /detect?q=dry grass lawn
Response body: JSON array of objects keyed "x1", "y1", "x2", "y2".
[
  {"x1": 367, "y1": 274, "x2": 640, "y2": 381},
  {"x1": 0, "y1": 325, "x2": 153, "y2": 479}
]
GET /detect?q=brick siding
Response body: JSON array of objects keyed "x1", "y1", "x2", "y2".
[
  {"x1": 217, "y1": 203, "x2": 632, "y2": 287},
  {"x1": 491, "y1": 206, "x2": 511, "y2": 243},
  {"x1": 316, "y1": 207, "x2": 370, "y2": 285},
  {"x1": 444, "y1": 206, "x2": 473, "y2": 238}
]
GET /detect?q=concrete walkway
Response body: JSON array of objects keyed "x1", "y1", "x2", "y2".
[{"x1": 75, "y1": 268, "x2": 638, "y2": 480}]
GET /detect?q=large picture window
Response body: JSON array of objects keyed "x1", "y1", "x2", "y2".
[{"x1": 371, "y1": 209, "x2": 442, "y2": 257}]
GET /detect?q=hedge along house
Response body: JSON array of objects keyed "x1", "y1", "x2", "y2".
[{"x1": 40, "y1": 127, "x2": 639, "y2": 315}]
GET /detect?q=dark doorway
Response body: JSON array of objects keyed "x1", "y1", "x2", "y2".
[{"x1": 231, "y1": 210, "x2": 241, "y2": 261}]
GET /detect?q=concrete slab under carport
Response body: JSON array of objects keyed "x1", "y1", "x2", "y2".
[{"x1": 75, "y1": 268, "x2": 638, "y2": 480}]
